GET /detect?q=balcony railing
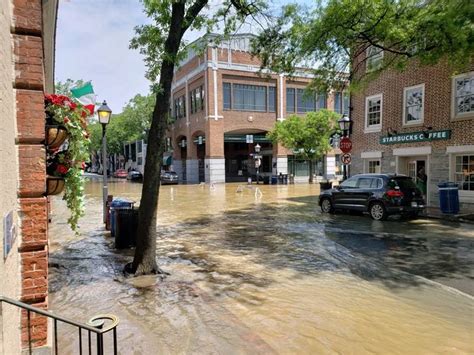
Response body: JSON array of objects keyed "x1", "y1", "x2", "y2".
[{"x1": 0, "y1": 295, "x2": 119, "y2": 354}]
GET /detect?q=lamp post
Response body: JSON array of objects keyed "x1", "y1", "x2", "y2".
[
  {"x1": 254, "y1": 143, "x2": 261, "y2": 184},
  {"x1": 98, "y1": 100, "x2": 112, "y2": 224},
  {"x1": 338, "y1": 114, "x2": 353, "y2": 181}
]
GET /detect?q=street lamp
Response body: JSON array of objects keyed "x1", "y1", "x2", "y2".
[
  {"x1": 97, "y1": 100, "x2": 112, "y2": 224},
  {"x1": 337, "y1": 114, "x2": 353, "y2": 181},
  {"x1": 254, "y1": 143, "x2": 261, "y2": 184}
]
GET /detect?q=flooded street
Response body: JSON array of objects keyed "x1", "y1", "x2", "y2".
[{"x1": 49, "y1": 178, "x2": 474, "y2": 354}]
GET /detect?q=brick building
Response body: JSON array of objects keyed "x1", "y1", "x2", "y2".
[
  {"x1": 0, "y1": 0, "x2": 57, "y2": 352},
  {"x1": 351, "y1": 46, "x2": 474, "y2": 212},
  {"x1": 166, "y1": 34, "x2": 348, "y2": 184}
]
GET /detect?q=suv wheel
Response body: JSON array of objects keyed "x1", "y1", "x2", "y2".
[
  {"x1": 321, "y1": 198, "x2": 334, "y2": 214},
  {"x1": 370, "y1": 202, "x2": 387, "y2": 221}
]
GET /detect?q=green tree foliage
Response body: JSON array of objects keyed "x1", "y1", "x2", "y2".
[
  {"x1": 268, "y1": 110, "x2": 339, "y2": 182},
  {"x1": 88, "y1": 94, "x2": 155, "y2": 155},
  {"x1": 252, "y1": 0, "x2": 474, "y2": 92}
]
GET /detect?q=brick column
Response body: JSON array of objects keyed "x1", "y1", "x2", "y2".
[{"x1": 12, "y1": 0, "x2": 49, "y2": 349}]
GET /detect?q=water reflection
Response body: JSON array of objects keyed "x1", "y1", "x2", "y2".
[{"x1": 49, "y1": 178, "x2": 474, "y2": 354}]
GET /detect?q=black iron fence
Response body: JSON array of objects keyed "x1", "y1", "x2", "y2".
[{"x1": 0, "y1": 295, "x2": 119, "y2": 354}]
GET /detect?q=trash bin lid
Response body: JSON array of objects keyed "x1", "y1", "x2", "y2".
[
  {"x1": 437, "y1": 182, "x2": 448, "y2": 188},
  {"x1": 111, "y1": 198, "x2": 134, "y2": 208}
]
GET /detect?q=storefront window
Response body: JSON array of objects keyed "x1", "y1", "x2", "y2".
[
  {"x1": 288, "y1": 156, "x2": 324, "y2": 176},
  {"x1": 455, "y1": 154, "x2": 474, "y2": 191}
]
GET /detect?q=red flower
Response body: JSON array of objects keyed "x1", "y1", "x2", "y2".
[
  {"x1": 63, "y1": 117, "x2": 70, "y2": 124},
  {"x1": 68, "y1": 102, "x2": 77, "y2": 110},
  {"x1": 56, "y1": 164, "x2": 69, "y2": 175},
  {"x1": 81, "y1": 162, "x2": 86, "y2": 170}
]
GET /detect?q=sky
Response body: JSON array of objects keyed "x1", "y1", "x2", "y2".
[{"x1": 55, "y1": 0, "x2": 310, "y2": 113}]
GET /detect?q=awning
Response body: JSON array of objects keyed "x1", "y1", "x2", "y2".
[{"x1": 163, "y1": 154, "x2": 172, "y2": 166}]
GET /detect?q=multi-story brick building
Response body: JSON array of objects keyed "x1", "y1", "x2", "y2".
[
  {"x1": 351, "y1": 46, "x2": 474, "y2": 212},
  {"x1": 166, "y1": 34, "x2": 348, "y2": 184},
  {"x1": 0, "y1": 0, "x2": 57, "y2": 352}
]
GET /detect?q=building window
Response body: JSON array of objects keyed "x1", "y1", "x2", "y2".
[
  {"x1": 268, "y1": 86, "x2": 276, "y2": 112},
  {"x1": 297, "y1": 89, "x2": 316, "y2": 113},
  {"x1": 233, "y1": 84, "x2": 266, "y2": 111},
  {"x1": 190, "y1": 85, "x2": 204, "y2": 114},
  {"x1": 317, "y1": 93, "x2": 327, "y2": 110},
  {"x1": 343, "y1": 93, "x2": 349, "y2": 115},
  {"x1": 288, "y1": 88, "x2": 326, "y2": 113},
  {"x1": 334, "y1": 92, "x2": 342, "y2": 114},
  {"x1": 403, "y1": 84, "x2": 424, "y2": 125},
  {"x1": 452, "y1": 72, "x2": 474, "y2": 119},
  {"x1": 367, "y1": 160, "x2": 381, "y2": 174},
  {"x1": 366, "y1": 45, "x2": 383, "y2": 72},
  {"x1": 286, "y1": 88, "x2": 295, "y2": 113},
  {"x1": 174, "y1": 95, "x2": 186, "y2": 119},
  {"x1": 365, "y1": 94, "x2": 383, "y2": 131},
  {"x1": 454, "y1": 154, "x2": 474, "y2": 191},
  {"x1": 223, "y1": 83, "x2": 231, "y2": 110}
]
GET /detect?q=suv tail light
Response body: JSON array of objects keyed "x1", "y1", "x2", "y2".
[{"x1": 386, "y1": 189, "x2": 404, "y2": 198}]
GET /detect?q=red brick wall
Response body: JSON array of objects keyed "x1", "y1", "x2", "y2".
[
  {"x1": 169, "y1": 41, "x2": 342, "y2": 160},
  {"x1": 351, "y1": 59, "x2": 474, "y2": 156},
  {"x1": 12, "y1": 0, "x2": 48, "y2": 349}
]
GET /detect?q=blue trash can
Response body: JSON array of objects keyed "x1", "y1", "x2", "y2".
[
  {"x1": 438, "y1": 182, "x2": 459, "y2": 214},
  {"x1": 110, "y1": 199, "x2": 134, "y2": 237},
  {"x1": 271, "y1": 176, "x2": 278, "y2": 185}
]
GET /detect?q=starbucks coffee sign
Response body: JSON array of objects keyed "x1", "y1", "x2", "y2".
[{"x1": 380, "y1": 130, "x2": 451, "y2": 145}]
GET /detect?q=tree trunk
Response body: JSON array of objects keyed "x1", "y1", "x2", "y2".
[
  {"x1": 130, "y1": 3, "x2": 186, "y2": 275},
  {"x1": 129, "y1": 0, "x2": 210, "y2": 275},
  {"x1": 308, "y1": 159, "x2": 314, "y2": 184}
]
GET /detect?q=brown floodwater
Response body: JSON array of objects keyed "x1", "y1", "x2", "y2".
[{"x1": 49, "y1": 177, "x2": 474, "y2": 354}]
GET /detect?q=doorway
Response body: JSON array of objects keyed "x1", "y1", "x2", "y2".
[{"x1": 398, "y1": 155, "x2": 429, "y2": 203}]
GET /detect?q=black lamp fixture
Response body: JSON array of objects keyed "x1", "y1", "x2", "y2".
[
  {"x1": 97, "y1": 100, "x2": 112, "y2": 224},
  {"x1": 338, "y1": 114, "x2": 353, "y2": 133},
  {"x1": 422, "y1": 125, "x2": 433, "y2": 139},
  {"x1": 97, "y1": 100, "x2": 112, "y2": 126},
  {"x1": 387, "y1": 127, "x2": 398, "y2": 137}
]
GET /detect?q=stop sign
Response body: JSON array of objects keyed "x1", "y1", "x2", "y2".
[{"x1": 340, "y1": 137, "x2": 352, "y2": 153}]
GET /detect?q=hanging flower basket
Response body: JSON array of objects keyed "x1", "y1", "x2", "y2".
[
  {"x1": 46, "y1": 176, "x2": 65, "y2": 195},
  {"x1": 44, "y1": 93, "x2": 91, "y2": 233},
  {"x1": 46, "y1": 125, "x2": 69, "y2": 149}
]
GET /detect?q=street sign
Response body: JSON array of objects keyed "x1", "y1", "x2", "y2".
[
  {"x1": 340, "y1": 137, "x2": 352, "y2": 153},
  {"x1": 246, "y1": 134, "x2": 254, "y2": 144},
  {"x1": 340, "y1": 153, "x2": 352, "y2": 165}
]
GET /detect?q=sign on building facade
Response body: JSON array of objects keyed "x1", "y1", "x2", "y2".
[{"x1": 380, "y1": 130, "x2": 451, "y2": 145}]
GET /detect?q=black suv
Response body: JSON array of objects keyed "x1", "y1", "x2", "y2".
[{"x1": 319, "y1": 174, "x2": 425, "y2": 220}]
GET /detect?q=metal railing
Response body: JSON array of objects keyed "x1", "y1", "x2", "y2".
[{"x1": 0, "y1": 296, "x2": 119, "y2": 354}]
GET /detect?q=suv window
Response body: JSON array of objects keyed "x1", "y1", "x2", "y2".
[
  {"x1": 357, "y1": 177, "x2": 383, "y2": 189},
  {"x1": 357, "y1": 177, "x2": 374, "y2": 189},
  {"x1": 340, "y1": 176, "x2": 358, "y2": 188},
  {"x1": 392, "y1": 177, "x2": 417, "y2": 189}
]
